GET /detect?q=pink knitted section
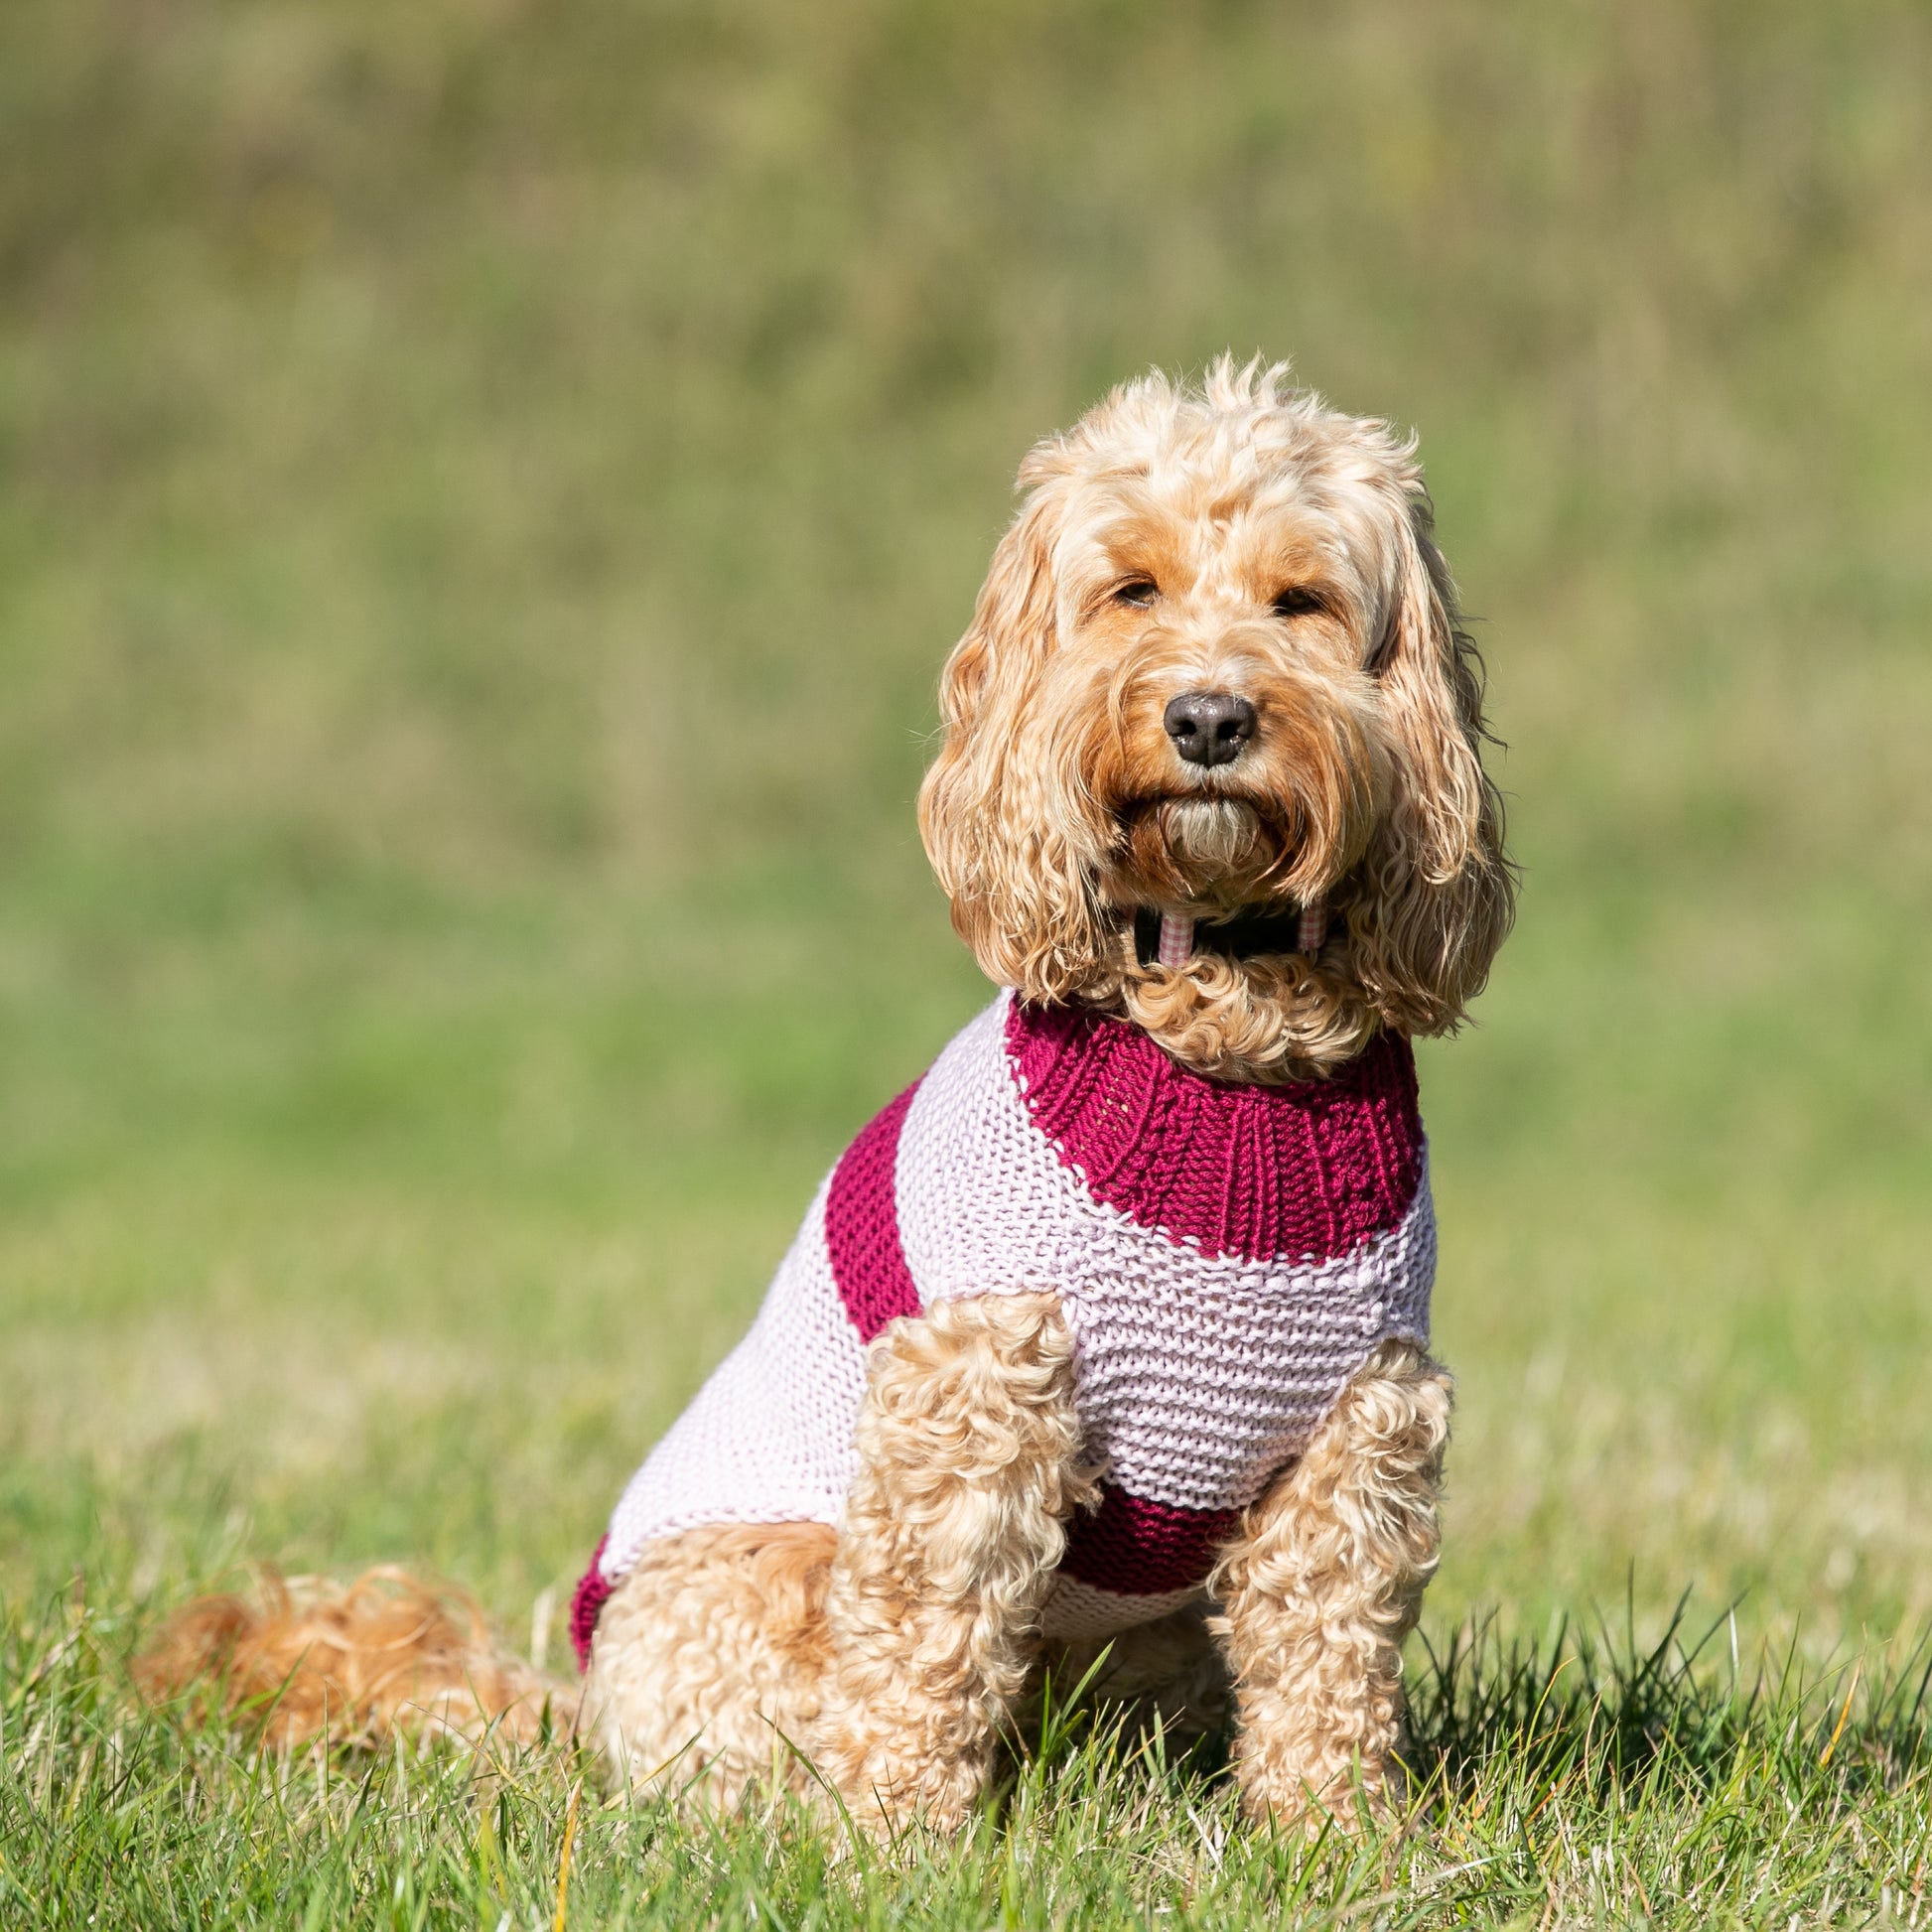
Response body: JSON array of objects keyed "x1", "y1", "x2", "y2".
[
  {"x1": 1061, "y1": 1483, "x2": 1240, "y2": 1596},
  {"x1": 823, "y1": 1080, "x2": 923, "y2": 1341},
  {"x1": 570, "y1": 1535, "x2": 613, "y2": 1672},
  {"x1": 1006, "y1": 1002, "x2": 1424, "y2": 1264}
]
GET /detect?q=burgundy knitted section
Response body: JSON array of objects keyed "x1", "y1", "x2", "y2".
[
  {"x1": 569, "y1": 1535, "x2": 613, "y2": 1672},
  {"x1": 1060, "y1": 1483, "x2": 1240, "y2": 1595},
  {"x1": 824, "y1": 1079, "x2": 924, "y2": 1342},
  {"x1": 1006, "y1": 1003, "x2": 1424, "y2": 1265}
]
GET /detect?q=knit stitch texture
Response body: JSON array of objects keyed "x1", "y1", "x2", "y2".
[{"x1": 574, "y1": 993, "x2": 1434, "y2": 1665}]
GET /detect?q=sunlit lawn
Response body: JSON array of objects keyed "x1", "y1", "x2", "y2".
[{"x1": 3, "y1": 0, "x2": 1930, "y2": 1922}]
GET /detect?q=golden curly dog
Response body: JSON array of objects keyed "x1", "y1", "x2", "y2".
[{"x1": 142, "y1": 356, "x2": 1513, "y2": 1838}]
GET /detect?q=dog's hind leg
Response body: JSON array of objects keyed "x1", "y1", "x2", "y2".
[
  {"x1": 812, "y1": 1292, "x2": 1094, "y2": 1837},
  {"x1": 583, "y1": 1521, "x2": 836, "y2": 1808},
  {"x1": 1209, "y1": 1340, "x2": 1451, "y2": 1830},
  {"x1": 1035, "y1": 1600, "x2": 1234, "y2": 1753}
]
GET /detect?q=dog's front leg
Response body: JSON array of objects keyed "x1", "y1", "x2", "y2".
[
  {"x1": 1211, "y1": 1340, "x2": 1451, "y2": 1830},
  {"x1": 813, "y1": 1291, "x2": 1092, "y2": 1837}
]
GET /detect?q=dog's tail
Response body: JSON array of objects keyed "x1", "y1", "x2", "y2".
[{"x1": 134, "y1": 1566, "x2": 578, "y2": 1748}]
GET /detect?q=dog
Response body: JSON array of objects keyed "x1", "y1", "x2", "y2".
[{"x1": 141, "y1": 356, "x2": 1512, "y2": 1838}]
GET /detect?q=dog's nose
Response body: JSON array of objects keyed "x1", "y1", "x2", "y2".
[{"x1": 1163, "y1": 691, "x2": 1257, "y2": 767}]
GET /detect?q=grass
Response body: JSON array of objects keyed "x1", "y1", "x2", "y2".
[
  {"x1": 7, "y1": 1592, "x2": 1930, "y2": 1925},
  {"x1": 2, "y1": 0, "x2": 1930, "y2": 1922}
]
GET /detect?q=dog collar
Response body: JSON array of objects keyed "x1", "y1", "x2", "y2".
[{"x1": 1134, "y1": 901, "x2": 1327, "y2": 968}]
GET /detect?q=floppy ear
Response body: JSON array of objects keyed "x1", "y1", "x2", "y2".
[
  {"x1": 1349, "y1": 488, "x2": 1515, "y2": 1034},
  {"x1": 917, "y1": 483, "x2": 1108, "y2": 999}
]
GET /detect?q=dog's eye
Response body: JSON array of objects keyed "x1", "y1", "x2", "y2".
[
  {"x1": 1272, "y1": 586, "x2": 1325, "y2": 620},
  {"x1": 1112, "y1": 579, "x2": 1159, "y2": 608}
]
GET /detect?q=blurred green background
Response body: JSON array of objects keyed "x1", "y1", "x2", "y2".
[{"x1": 2, "y1": 0, "x2": 1927, "y2": 1663}]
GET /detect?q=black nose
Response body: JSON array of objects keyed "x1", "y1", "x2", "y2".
[{"x1": 1163, "y1": 691, "x2": 1257, "y2": 767}]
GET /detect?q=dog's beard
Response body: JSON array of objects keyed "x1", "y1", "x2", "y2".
[
  {"x1": 1108, "y1": 794, "x2": 1297, "y2": 910},
  {"x1": 1161, "y1": 798, "x2": 1265, "y2": 873}
]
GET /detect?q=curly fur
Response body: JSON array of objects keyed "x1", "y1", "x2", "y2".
[
  {"x1": 812, "y1": 1292, "x2": 1095, "y2": 1832},
  {"x1": 584, "y1": 1523, "x2": 835, "y2": 1804},
  {"x1": 1212, "y1": 1340, "x2": 1452, "y2": 1824},
  {"x1": 132, "y1": 1567, "x2": 569, "y2": 1749},
  {"x1": 138, "y1": 357, "x2": 1504, "y2": 1841}
]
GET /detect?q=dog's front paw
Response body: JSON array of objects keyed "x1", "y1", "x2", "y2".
[{"x1": 1231, "y1": 1718, "x2": 1414, "y2": 1841}]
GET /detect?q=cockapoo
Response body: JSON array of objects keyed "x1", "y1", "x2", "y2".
[{"x1": 143, "y1": 357, "x2": 1513, "y2": 1838}]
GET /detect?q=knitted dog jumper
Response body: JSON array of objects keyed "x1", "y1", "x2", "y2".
[{"x1": 572, "y1": 993, "x2": 1434, "y2": 1665}]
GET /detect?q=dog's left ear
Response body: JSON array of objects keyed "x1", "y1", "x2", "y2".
[{"x1": 1349, "y1": 488, "x2": 1515, "y2": 1035}]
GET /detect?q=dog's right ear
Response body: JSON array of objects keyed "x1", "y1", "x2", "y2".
[{"x1": 918, "y1": 481, "x2": 1101, "y2": 998}]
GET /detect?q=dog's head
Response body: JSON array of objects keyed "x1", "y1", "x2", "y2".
[{"x1": 918, "y1": 357, "x2": 1514, "y2": 1080}]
